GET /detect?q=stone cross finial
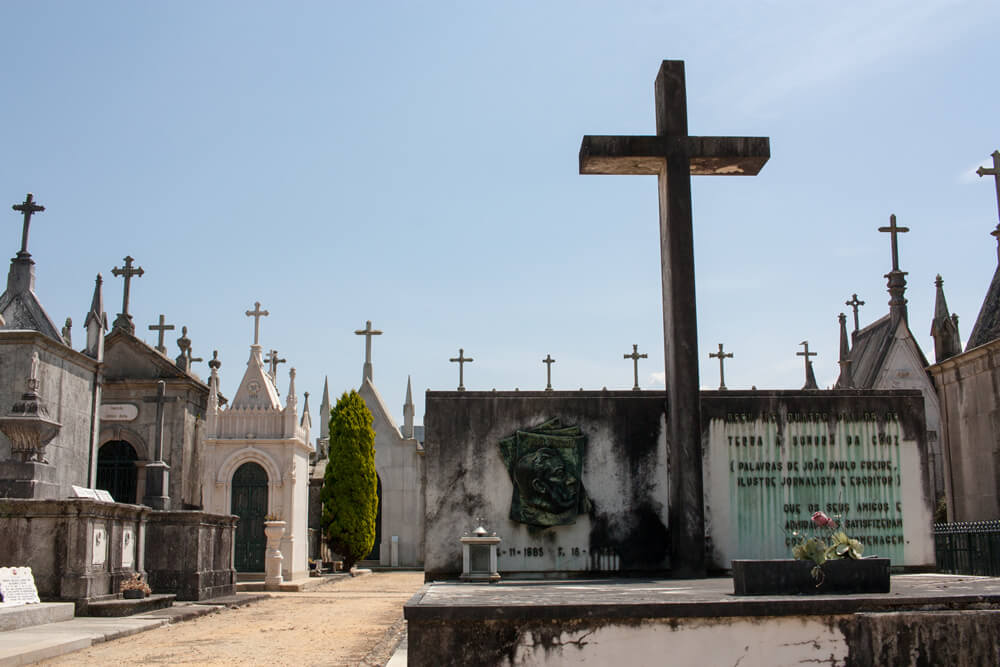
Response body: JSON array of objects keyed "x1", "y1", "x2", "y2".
[
  {"x1": 579, "y1": 60, "x2": 769, "y2": 578},
  {"x1": 708, "y1": 343, "x2": 733, "y2": 391},
  {"x1": 449, "y1": 348, "x2": 473, "y2": 391},
  {"x1": 624, "y1": 344, "x2": 648, "y2": 391},
  {"x1": 797, "y1": 340, "x2": 817, "y2": 385},
  {"x1": 245, "y1": 301, "x2": 269, "y2": 346},
  {"x1": 542, "y1": 354, "x2": 556, "y2": 391},
  {"x1": 845, "y1": 293, "x2": 865, "y2": 333},
  {"x1": 12, "y1": 193, "x2": 44, "y2": 256},
  {"x1": 878, "y1": 214, "x2": 909, "y2": 273},
  {"x1": 149, "y1": 314, "x2": 175, "y2": 354},
  {"x1": 264, "y1": 349, "x2": 287, "y2": 383},
  {"x1": 111, "y1": 255, "x2": 144, "y2": 333},
  {"x1": 355, "y1": 320, "x2": 382, "y2": 383},
  {"x1": 977, "y1": 150, "x2": 1000, "y2": 224}
]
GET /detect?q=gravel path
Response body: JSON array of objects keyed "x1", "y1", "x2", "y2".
[{"x1": 40, "y1": 571, "x2": 425, "y2": 667}]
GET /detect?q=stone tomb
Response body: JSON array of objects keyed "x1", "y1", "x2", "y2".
[
  {"x1": 423, "y1": 391, "x2": 669, "y2": 579},
  {"x1": 422, "y1": 389, "x2": 934, "y2": 578},
  {"x1": 703, "y1": 390, "x2": 935, "y2": 569}
]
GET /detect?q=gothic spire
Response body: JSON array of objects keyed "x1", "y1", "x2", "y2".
[
  {"x1": 320, "y1": 376, "x2": 331, "y2": 442},
  {"x1": 835, "y1": 313, "x2": 854, "y2": 389},
  {"x1": 403, "y1": 375, "x2": 415, "y2": 439},
  {"x1": 84, "y1": 274, "x2": 107, "y2": 360},
  {"x1": 931, "y1": 275, "x2": 962, "y2": 362},
  {"x1": 301, "y1": 391, "x2": 312, "y2": 430}
]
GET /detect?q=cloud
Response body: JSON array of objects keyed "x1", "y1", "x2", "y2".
[
  {"x1": 648, "y1": 371, "x2": 665, "y2": 386},
  {"x1": 959, "y1": 158, "x2": 993, "y2": 185}
]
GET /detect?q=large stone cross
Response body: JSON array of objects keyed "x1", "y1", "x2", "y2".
[
  {"x1": 579, "y1": 60, "x2": 769, "y2": 577},
  {"x1": 355, "y1": 320, "x2": 382, "y2": 383},
  {"x1": 111, "y1": 256, "x2": 144, "y2": 333},
  {"x1": 264, "y1": 349, "x2": 287, "y2": 383},
  {"x1": 624, "y1": 344, "x2": 648, "y2": 391},
  {"x1": 12, "y1": 193, "x2": 44, "y2": 256},
  {"x1": 449, "y1": 348, "x2": 473, "y2": 391},
  {"x1": 245, "y1": 302, "x2": 269, "y2": 346}
]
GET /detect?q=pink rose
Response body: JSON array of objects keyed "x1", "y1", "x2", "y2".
[{"x1": 811, "y1": 511, "x2": 833, "y2": 527}]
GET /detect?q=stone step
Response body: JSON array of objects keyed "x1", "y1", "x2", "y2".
[
  {"x1": 0, "y1": 603, "x2": 75, "y2": 632},
  {"x1": 84, "y1": 594, "x2": 175, "y2": 618}
]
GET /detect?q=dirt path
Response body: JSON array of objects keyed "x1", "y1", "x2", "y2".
[{"x1": 41, "y1": 571, "x2": 425, "y2": 667}]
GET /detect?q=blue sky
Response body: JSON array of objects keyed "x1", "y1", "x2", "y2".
[{"x1": 2, "y1": 2, "x2": 999, "y2": 427}]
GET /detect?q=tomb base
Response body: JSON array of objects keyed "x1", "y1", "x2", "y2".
[
  {"x1": 732, "y1": 558, "x2": 890, "y2": 595},
  {"x1": 0, "y1": 460, "x2": 60, "y2": 499},
  {"x1": 405, "y1": 574, "x2": 1000, "y2": 666}
]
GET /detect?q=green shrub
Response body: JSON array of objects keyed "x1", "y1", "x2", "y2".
[{"x1": 319, "y1": 390, "x2": 377, "y2": 570}]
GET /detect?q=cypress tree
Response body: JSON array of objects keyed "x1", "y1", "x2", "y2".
[{"x1": 320, "y1": 390, "x2": 377, "y2": 570}]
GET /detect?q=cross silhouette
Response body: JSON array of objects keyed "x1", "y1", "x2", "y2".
[
  {"x1": 355, "y1": 320, "x2": 383, "y2": 383},
  {"x1": 245, "y1": 301, "x2": 269, "y2": 345},
  {"x1": 264, "y1": 349, "x2": 287, "y2": 382},
  {"x1": 878, "y1": 214, "x2": 909, "y2": 273},
  {"x1": 797, "y1": 340, "x2": 817, "y2": 373},
  {"x1": 623, "y1": 344, "x2": 648, "y2": 391},
  {"x1": 111, "y1": 256, "x2": 144, "y2": 331},
  {"x1": 709, "y1": 343, "x2": 733, "y2": 391},
  {"x1": 148, "y1": 314, "x2": 175, "y2": 354},
  {"x1": 449, "y1": 348, "x2": 473, "y2": 391},
  {"x1": 580, "y1": 61, "x2": 769, "y2": 577},
  {"x1": 542, "y1": 354, "x2": 556, "y2": 391},
  {"x1": 11, "y1": 193, "x2": 44, "y2": 256},
  {"x1": 845, "y1": 294, "x2": 865, "y2": 333},
  {"x1": 977, "y1": 150, "x2": 1000, "y2": 226}
]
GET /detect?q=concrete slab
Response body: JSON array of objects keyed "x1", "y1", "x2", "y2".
[{"x1": 0, "y1": 603, "x2": 74, "y2": 632}]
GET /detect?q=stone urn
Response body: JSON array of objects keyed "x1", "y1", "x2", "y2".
[{"x1": 263, "y1": 520, "x2": 286, "y2": 590}]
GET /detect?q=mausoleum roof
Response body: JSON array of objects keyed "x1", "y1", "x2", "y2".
[{"x1": 965, "y1": 264, "x2": 1000, "y2": 351}]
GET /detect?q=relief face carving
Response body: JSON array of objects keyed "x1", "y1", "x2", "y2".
[{"x1": 499, "y1": 418, "x2": 591, "y2": 527}]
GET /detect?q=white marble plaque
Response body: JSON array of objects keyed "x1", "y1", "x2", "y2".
[
  {"x1": 71, "y1": 485, "x2": 99, "y2": 500},
  {"x1": 121, "y1": 527, "x2": 135, "y2": 568},
  {"x1": 0, "y1": 567, "x2": 41, "y2": 606},
  {"x1": 95, "y1": 489, "x2": 114, "y2": 503},
  {"x1": 92, "y1": 525, "x2": 107, "y2": 566},
  {"x1": 100, "y1": 403, "x2": 138, "y2": 421}
]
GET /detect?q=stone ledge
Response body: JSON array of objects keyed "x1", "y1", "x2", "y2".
[
  {"x1": 84, "y1": 594, "x2": 175, "y2": 618},
  {"x1": 0, "y1": 602, "x2": 74, "y2": 632}
]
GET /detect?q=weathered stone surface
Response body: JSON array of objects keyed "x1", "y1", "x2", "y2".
[
  {"x1": 143, "y1": 511, "x2": 237, "y2": 600},
  {"x1": 732, "y1": 558, "x2": 890, "y2": 595},
  {"x1": 423, "y1": 391, "x2": 669, "y2": 579}
]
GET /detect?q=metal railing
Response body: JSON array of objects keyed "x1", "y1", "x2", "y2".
[{"x1": 934, "y1": 521, "x2": 1000, "y2": 576}]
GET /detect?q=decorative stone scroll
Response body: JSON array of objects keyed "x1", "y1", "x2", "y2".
[
  {"x1": 0, "y1": 567, "x2": 41, "y2": 606},
  {"x1": 499, "y1": 418, "x2": 591, "y2": 527}
]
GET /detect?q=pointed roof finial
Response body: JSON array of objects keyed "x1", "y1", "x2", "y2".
[
  {"x1": 405, "y1": 375, "x2": 413, "y2": 405},
  {"x1": 879, "y1": 214, "x2": 910, "y2": 326},
  {"x1": 320, "y1": 376, "x2": 331, "y2": 441},
  {"x1": 931, "y1": 274, "x2": 963, "y2": 362},
  {"x1": 301, "y1": 390, "x2": 312, "y2": 429},
  {"x1": 835, "y1": 313, "x2": 854, "y2": 389}
]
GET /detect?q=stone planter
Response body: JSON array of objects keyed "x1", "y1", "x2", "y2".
[
  {"x1": 122, "y1": 589, "x2": 146, "y2": 599},
  {"x1": 732, "y1": 558, "x2": 890, "y2": 595}
]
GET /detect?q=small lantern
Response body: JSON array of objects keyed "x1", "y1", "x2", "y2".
[{"x1": 460, "y1": 522, "x2": 501, "y2": 583}]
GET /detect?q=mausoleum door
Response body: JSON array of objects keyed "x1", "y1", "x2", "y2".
[
  {"x1": 231, "y1": 462, "x2": 268, "y2": 572},
  {"x1": 96, "y1": 440, "x2": 138, "y2": 503},
  {"x1": 365, "y1": 476, "x2": 382, "y2": 561}
]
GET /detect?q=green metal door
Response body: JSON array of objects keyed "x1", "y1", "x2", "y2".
[{"x1": 231, "y1": 462, "x2": 268, "y2": 572}]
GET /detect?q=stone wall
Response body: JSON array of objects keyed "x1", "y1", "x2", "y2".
[
  {"x1": 0, "y1": 498, "x2": 148, "y2": 609},
  {"x1": 144, "y1": 510, "x2": 237, "y2": 600},
  {"x1": 928, "y1": 339, "x2": 1000, "y2": 522},
  {"x1": 423, "y1": 391, "x2": 669, "y2": 579},
  {"x1": 0, "y1": 332, "x2": 99, "y2": 499}
]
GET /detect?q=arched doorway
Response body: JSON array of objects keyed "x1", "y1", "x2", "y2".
[
  {"x1": 96, "y1": 440, "x2": 138, "y2": 503},
  {"x1": 231, "y1": 462, "x2": 268, "y2": 572},
  {"x1": 365, "y1": 475, "x2": 382, "y2": 561}
]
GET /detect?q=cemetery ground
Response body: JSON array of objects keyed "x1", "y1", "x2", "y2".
[{"x1": 38, "y1": 571, "x2": 424, "y2": 666}]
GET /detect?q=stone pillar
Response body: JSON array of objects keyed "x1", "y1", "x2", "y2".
[{"x1": 264, "y1": 521, "x2": 285, "y2": 590}]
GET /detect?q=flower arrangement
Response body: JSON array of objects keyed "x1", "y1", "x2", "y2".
[
  {"x1": 119, "y1": 572, "x2": 152, "y2": 595},
  {"x1": 790, "y1": 511, "x2": 864, "y2": 585}
]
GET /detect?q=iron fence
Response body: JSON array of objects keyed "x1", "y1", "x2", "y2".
[{"x1": 934, "y1": 520, "x2": 1000, "y2": 576}]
